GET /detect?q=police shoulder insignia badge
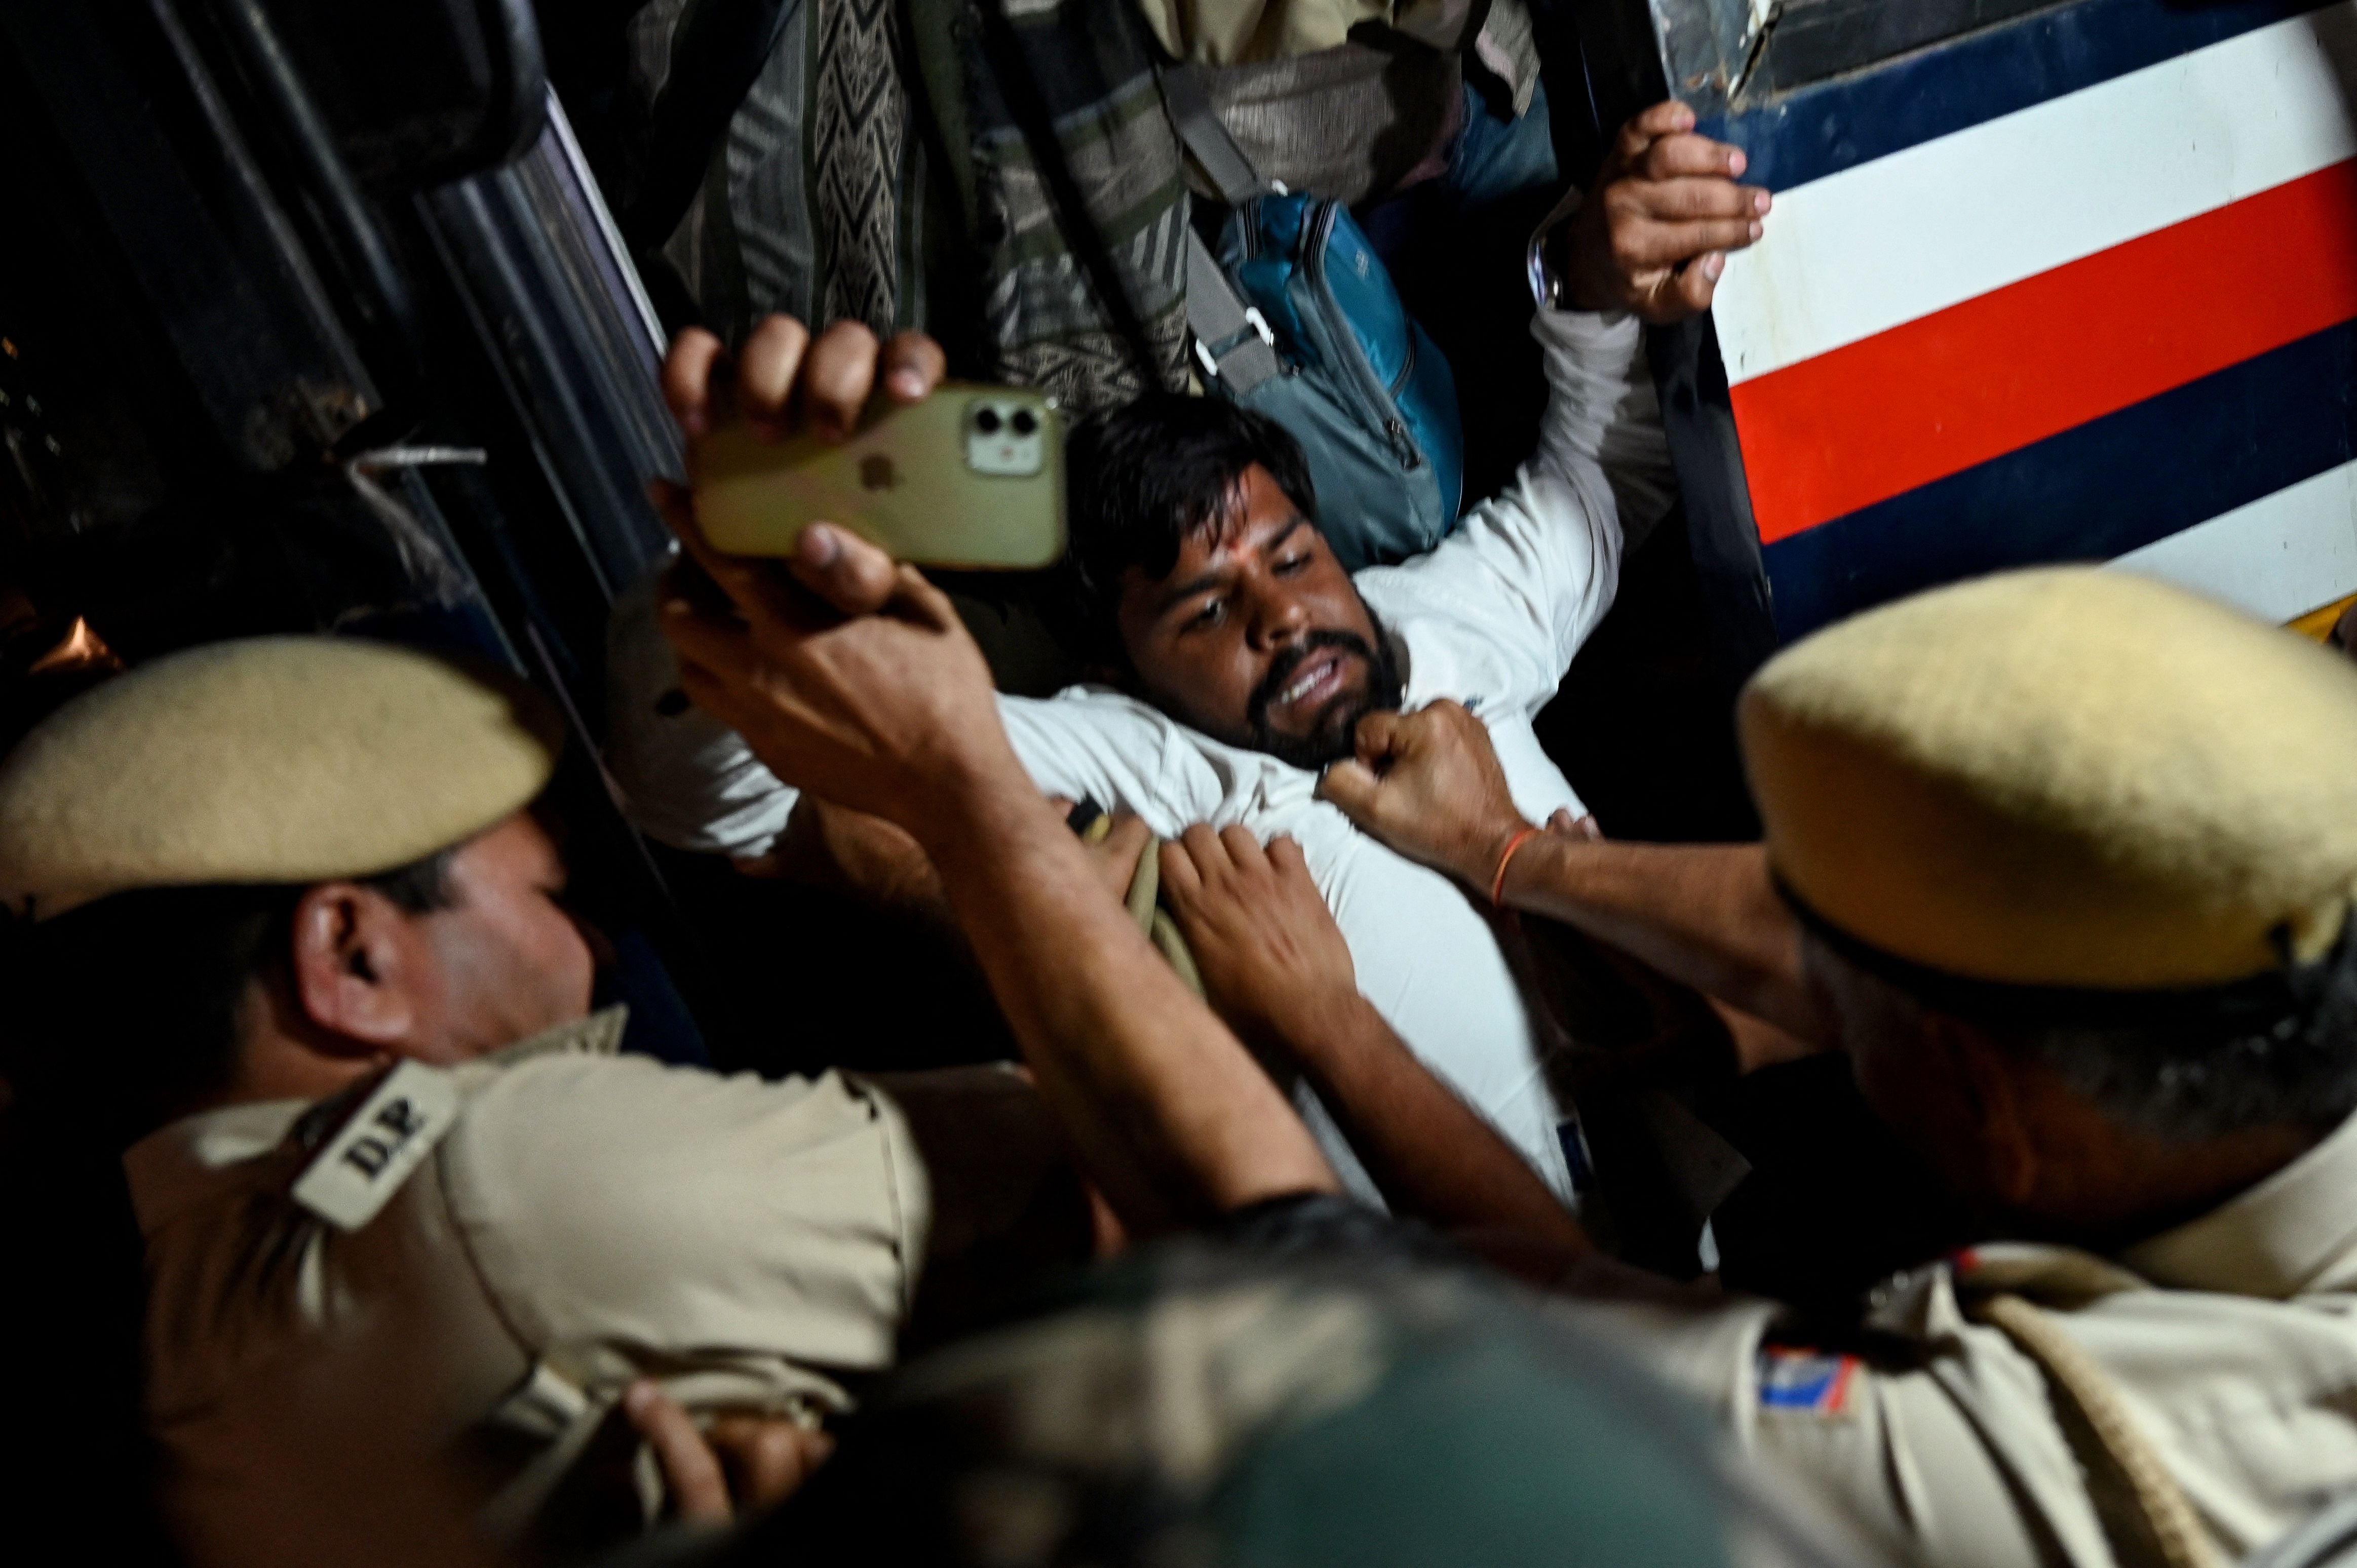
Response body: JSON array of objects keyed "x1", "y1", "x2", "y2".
[
  {"x1": 1757, "y1": 1345, "x2": 1861, "y2": 1419},
  {"x1": 290, "y1": 1059, "x2": 461, "y2": 1230}
]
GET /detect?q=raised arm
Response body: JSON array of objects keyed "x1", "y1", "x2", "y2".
[
  {"x1": 1369, "y1": 104, "x2": 1771, "y2": 714},
  {"x1": 653, "y1": 478, "x2": 1335, "y2": 1232},
  {"x1": 1319, "y1": 701, "x2": 1837, "y2": 1050},
  {"x1": 608, "y1": 315, "x2": 1226, "y2": 868},
  {"x1": 1554, "y1": 100, "x2": 1769, "y2": 326},
  {"x1": 604, "y1": 317, "x2": 949, "y2": 864},
  {"x1": 1521, "y1": 100, "x2": 1770, "y2": 523}
]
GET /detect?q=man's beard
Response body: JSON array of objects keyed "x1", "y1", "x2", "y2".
[{"x1": 1244, "y1": 621, "x2": 1405, "y2": 771}]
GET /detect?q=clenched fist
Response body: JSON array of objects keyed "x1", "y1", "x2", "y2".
[{"x1": 1315, "y1": 700, "x2": 1535, "y2": 891}]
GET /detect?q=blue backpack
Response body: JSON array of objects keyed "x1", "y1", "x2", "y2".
[
  {"x1": 978, "y1": 24, "x2": 1466, "y2": 575},
  {"x1": 1165, "y1": 70, "x2": 1466, "y2": 573}
]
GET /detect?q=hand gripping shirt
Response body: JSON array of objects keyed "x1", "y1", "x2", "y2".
[
  {"x1": 123, "y1": 1010, "x2": 949, "y2": 1568},
  {"x1": 606, "y1": 305, "x2": 1674, "y2": 1204},
  {"x1": 1562, "y1": 1110, "x2": 2357, "y2": 1568}
]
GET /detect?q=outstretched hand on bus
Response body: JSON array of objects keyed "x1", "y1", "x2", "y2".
[{"x1": 1561, "y1": 99, "x2": 1773, "y2": 323}]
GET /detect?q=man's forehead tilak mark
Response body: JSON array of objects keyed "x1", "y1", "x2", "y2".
[{"x1": 1154, "y1": 516, "x2": 1313, "y2": 619}]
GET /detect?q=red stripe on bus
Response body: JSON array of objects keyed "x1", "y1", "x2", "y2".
[{"x1": 1733, "y1": 159, "x2": 2357, "y2": 545}]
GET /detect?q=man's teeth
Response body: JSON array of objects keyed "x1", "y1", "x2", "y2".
[{"x1": 1281, "y1": 664, "x2": 1325, "y2": 704}]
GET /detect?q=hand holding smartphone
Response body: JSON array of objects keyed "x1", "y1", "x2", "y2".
[{"x1": 690, "y1": 383, "x2": 1065, "y2": 570}]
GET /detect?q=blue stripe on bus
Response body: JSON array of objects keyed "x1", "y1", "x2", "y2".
[
  {"x1": 1762, "y1": 317, "x2": 2357, "y2": 640},
  {"x1": 1697, "y1": 0, "x2": 2336, "y2": 195}
]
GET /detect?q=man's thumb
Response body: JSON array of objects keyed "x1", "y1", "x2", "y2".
[
  {"x1": 791, "y1": 522, "x2": 899, "y2": 615},
  {"x1": 1316, "y1": 759, "x2": 1380, "y2": 819},
  {"x1": 1351, "y1": 708, "x2": 1405, "y2": 762}
]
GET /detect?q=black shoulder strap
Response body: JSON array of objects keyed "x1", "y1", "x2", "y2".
[
  {"x1": 1157, "y1": 64, "x2": 1262, "y2": 206},
  {"x1": 1154, "y1": 63, "x2": 1280, "y2": 393},
  {"x1": 970, "y1": 0, "x2": 1161, "y2": 389}
]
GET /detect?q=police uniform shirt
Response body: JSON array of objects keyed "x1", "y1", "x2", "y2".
[
  {"x1": 123, "y1": 1007, "x2": 932, "y2": 1568},
  {"x1": 1571, "y1": 1109, "x2": 2357, "y2": 1568}
]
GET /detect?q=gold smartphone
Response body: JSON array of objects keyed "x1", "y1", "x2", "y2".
[{"x1": 689, "y1": 383, "x2": 1065, "y2": 569}]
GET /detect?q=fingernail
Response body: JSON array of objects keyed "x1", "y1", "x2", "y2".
[
  {"x1": 1728, "y1": 149, "x2": 1747, "y2": 176},
  {"x1": 624, "y1": 1381, "x2": 656, "y2": 1414},
  {"x1": 1754, "y1": 189, "x2": 1772, "y2": 213},
  {"x1": 1703, "y1": 252, "x2": 1726, "y2": 279},
  {"x1": 888, "y1": 369, "x2": 925, "y2": 400},
  {"x1": 800, "y1": 523, "x2": 840, "y2": 566},
  {"x1": 1748, "y1": 220, "x2": 1763, "y2": 241}
]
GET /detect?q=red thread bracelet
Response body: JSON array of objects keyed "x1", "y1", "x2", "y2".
[{"x1": 1489, "y1": 826, "x2": 1542, "y2": 907}]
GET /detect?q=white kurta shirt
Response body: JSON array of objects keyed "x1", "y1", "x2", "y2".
[{"x1": 608, "y1": 304, "x2": 1673, "y2": 1202}]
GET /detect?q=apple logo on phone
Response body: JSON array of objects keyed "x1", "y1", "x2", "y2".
[{"x1": 859, "y1": 453, "x2": 898, "y2": 491}]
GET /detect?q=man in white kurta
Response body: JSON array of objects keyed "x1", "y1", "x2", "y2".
[{"x1": 610, "y1": 297, "x2": 1673, "y2": 1203}]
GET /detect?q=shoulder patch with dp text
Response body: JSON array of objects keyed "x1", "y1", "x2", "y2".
[{"x1": 290, "y1": 1060, "x2": 460, "y2": 1230}]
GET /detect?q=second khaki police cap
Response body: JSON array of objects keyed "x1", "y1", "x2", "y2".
[
  {"x1": 1740, "y1": 568, "x2": 2357, "y2": 991},
  {"x1": 0, "y1": 636, "x2": 562, "y2": 921}
]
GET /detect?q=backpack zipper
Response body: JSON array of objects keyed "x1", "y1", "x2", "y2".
[
  {"x1": 1384, "y1": 333, "x2": 1421, "y2": 467},
  {"x1": 1389, "y1": 327, "x2": 1416, "y2": 398}
]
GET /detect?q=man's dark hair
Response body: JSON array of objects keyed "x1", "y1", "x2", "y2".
[
  {"x1": 1064, "y1": 395, "x2": 1320, "y2": 661},
  {"x1": 2003, "y1": 977, "x2": 2357, "y2": 1144},
  {"x1": 1820, "y1": 933, "x2": 2357, "y2": 1145},
  {"x1": 1, "y1": 851, "x2": 458, "y2": 1145}
]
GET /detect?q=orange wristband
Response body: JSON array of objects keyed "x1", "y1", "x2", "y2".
[{"x1": 1489, "y1": 825, "x2": 1542, "y2": 907}]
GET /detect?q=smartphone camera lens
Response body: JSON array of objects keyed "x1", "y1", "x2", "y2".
[
  {"x1": 1010, "y1": 408, "x2": 1038, "y2": 437},
  {"x1": 974, "y1": 407, "x2": 1002, "y2": 435}
]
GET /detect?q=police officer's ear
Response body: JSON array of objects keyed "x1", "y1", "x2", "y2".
[
  {"x1": 1923, "y1": 1012, "x2": 2040, "y2": 1212},
  {"x1": 287, "y1": 882, "x2": 433, "y2": 1051}
]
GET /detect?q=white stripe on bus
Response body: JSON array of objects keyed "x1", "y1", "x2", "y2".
[
  {"x1": 1715, "y1": 4, "x2": 2357, "y2": 386},
  {"x1": 2110, "y1": 458, "x2": 2357, "y2": 623}
]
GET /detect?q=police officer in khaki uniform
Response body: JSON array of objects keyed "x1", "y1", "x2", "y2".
[
  {"x1": 1306, "y1": 566, "x2": 2357, "y2": 1568},
  {"x1": 0, "y1": 636, "x2": 1112, "y2": 1567}
]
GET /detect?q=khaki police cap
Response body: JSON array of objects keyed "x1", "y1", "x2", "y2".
[
  {"x1": 0, "y1": 636, "x2": 562, "y2": 921},
  {"x1": 1739, "y1": 568, "x2": 2357, "y2": 990}
]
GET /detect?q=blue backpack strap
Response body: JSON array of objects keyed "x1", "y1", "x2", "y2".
[{"x1": 1183, "y1": 228, "x2": 1283, "y2": 394}]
